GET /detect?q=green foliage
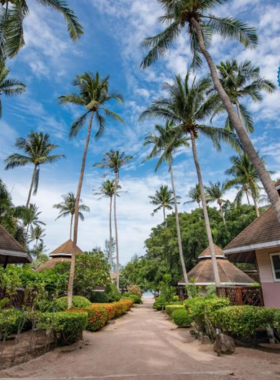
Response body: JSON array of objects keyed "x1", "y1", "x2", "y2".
[
  {"x1": 0, "y1": 309, "x2": 26, "y2": 340},
  {"x1": 83, "y1": 307, "x2": 108, "y2": 332},
  {"x1": 165, "y1": 304, "x2": 185, "y2": 317},
  {"x1": 273, "y1": 311, "x2": 280, "y2": 331},
  {"x1": 126, "y1": 294, "x2": 142, "y2": 304},
  {"x1": 172, "y1": 309, "x2": 192, "y2": 328},
  {"x1": 186, "y1": 277, "x2": 202, "y2": 298},
  {"x1": 159, "y1": 274, "x2": 175, "y2": 304},
  {"x1": 127, "y1": 284, "x2": 142, "y2": 298},
  {"x1": 90, "y1": 292, "x2": 109, "y2": 304},
  {"x1": 153, "y1": 297, "x2": 165, "y2": 311},
  {"x1": 55, "y1": 296, "x2": 91, "y2": 311},
  {"x1": 105, "y1": 283, "x2": 121, "y2": 302}
]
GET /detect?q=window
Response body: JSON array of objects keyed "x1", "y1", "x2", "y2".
[{"x1": 270, "y1": 253, "x2": 280, "y2": 282}]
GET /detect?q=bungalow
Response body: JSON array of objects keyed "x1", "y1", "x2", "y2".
[{"x1": 224, "y1": 180, "x2": 280, "y2": 309}]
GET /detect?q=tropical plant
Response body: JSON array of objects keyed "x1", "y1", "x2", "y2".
[
  {"x1": 53, "y1": 192, "x2": 90, "y2": 240},
  {"x1": 141, "y1": 0, "x2": 280, "y2": 226},
  {"x1": 210, "y1": 60, "x2": 276, "y2": 133},
  {"x1": 143, "y1": 121, "x2": 189, "y2": 284},
  {"x1": 93, "y1": 179, "x2": 121, "y2": 268},
  {"x1": 205, "y1": 181, "x2": 227, "y2": 224},
  {"x1": 29, "y1": 225, "x2": 45, "y2": 245},
  {"x1": 15, "y1": 203, "x2": 45, "y2": 234},
  {"x1": 0, "y1": 59, "x2": 25, "y2": 116},
  {"x1": 185, "y1": 184, "x2": 201, "y2": 208},
  {"x1": 59, "y1": 72, "x2": 124, "y2": 308},
  {"x1": 141, "y1": 74, "x2": 240, "y2": 287},
  {"x1": 0, "y1": 0, "x2": 83, "y2": 58},
  {"x1": 5, "y1": 131, "x2": 65, "y2": 207},
  {"x1": 149, "y1": 185, "x2": 175, "y2": 222},
  {"x1": 93, "y1": 150, "x2": 133, "y2": 290}
]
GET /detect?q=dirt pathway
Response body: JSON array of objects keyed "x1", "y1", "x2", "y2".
[{"x1": 0, "y1": 299, "x2": 280, "y2": 379}]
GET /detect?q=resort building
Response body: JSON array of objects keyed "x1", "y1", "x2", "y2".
[{"x1": 224, "y1": 180, "x2": 280, "y2": 308}]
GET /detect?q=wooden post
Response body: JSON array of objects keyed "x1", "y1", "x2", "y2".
[{"x1": 236, "y1": 287, "x2": 243, "y2": 305}]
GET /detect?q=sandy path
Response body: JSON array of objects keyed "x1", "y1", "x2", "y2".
[{"x1": 0, "y1": 298, "x2": 280, "y2": 379}]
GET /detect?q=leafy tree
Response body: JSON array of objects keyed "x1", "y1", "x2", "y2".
[
  {"x1": 93, "y1": 150, "x2": 133, "y2": 290},
  {"x1": 29, "y1": 225, "x2": 45, "y2": 245},
  {"x1": 210, "y1": 60, "x2": 275, "y2": 133},
  {"x1": 53, "y1": 192, "x2": 90, "y2": 240},
  {"x1": 0, "y1": 0, "x2": 83, "y2": 58},
  {"x1": 5, "y1": 131, "x2": 65, "y2": 207},
  {"x1": 185, "y1": 184, "x2": 201, "y2": 208},
  {"x1": 59, "y1": 72, "x2": 124, "y2": 308},
  {"x1": 205, "y1": 181, "x2": 227, "y2": 224},
  {"x1": 15, "y1": 203, "x2": 45, "y2": 234},
  {"x1": 144, "y1": 121, "x2": 189, "y2": 284},
  {"x1": 141, "y1": 0, "x2": 280, "y2": 227},
  {"x1": 149, "y1": 185, "x2": 176, "y2": 222},
  {"x1": 0, "y1": 59, "x2": 25, "y2": 116}
]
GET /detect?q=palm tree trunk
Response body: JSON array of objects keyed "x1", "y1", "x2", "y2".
[
  {"x1": 218, "y1": 202, "x2": 226, "y2": 225},
  {"x1": 114, "y1": 171, "x2": 120, "y2": 290},
  {"x1": 67, "y1": 111, "x2": 94, "y2": 309},
  {"x1": 163, "y1": 206, "x2": 166, "y2": 223},
  {"x1": 235, "y1": 101, "x2": 249, "y2": 135},
  {"x1": 70, "y1": 214, "x2": 74, "y2": 240},
  {"x1": 244, "y1": 187, "x2": 251, "y2": 205},
  {"x1": 26, "y1": 165, "x2": 37, "y2": 208},
  {"x1": 169, "y1": 157, "x2": 188, "y2": 285},
  {"x1": 190, "y1": 130, "x2": 221, "y2": 287},
  {"x1": 191, "y1": 18, "x2": 280, "y2": 224},
  {"x1": 109, "y1": 196, "x2": 113, "y2": 269},
  {"x1": 252, "y1": 194, "x2": 260, "y2": 217}
]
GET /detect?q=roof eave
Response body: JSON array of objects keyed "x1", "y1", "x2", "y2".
[{"x1": 224, "y1": 239, "x2": 280, "y2": 255}]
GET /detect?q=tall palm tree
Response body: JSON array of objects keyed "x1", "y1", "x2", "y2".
[
  {"x1": 185, "y1": 184, "x2": 201, "y2": 208},
  {"x1": 149, "y1": 185, "x2": 176, "y2": 222},
  {"x1": 141, "y1": 74, "x2": 240, "y2": 287},
  {"x1": 210, "y1": 60, "x2": 276, "y2": 133},
  {"x1": 59, "y1": 72, "x2": 124, "y2": 308},
  {"x1": 205, "y1": 181, "x2": 227, "y2": 224},
  {"x1": 144, "y1": 121, "x2": 189, "y2": 285},
  {"x1": 0, "y1": 59, "x2": 25, "y2": 116},
  {"x1": 224, "y1": 154, "x2": 274, "y2": 217},
  {"x1": 141, "y1": 0, "x2": 280, "y2": 226},
  {"x1": 15, "y1": 203, "x2": 45, "y2": 234},
  {"x1": 5, "y1": 131, "x2": 65, "y2": 207},
  {"x1": 0, "y1": 0, "x2": 83, "y2": 58},
  {"x1": 93, "y1": 179, "x2": 121, "y2": 268},
  {"x1": 29, "y1": 225, "x2": 45, "y2": 245},
  {"x1": 53, "y1": 192, "x2": 90, "y2": 240},
  {"x1": 93, "y1": 150, "x2": 133, "y2": 290}
]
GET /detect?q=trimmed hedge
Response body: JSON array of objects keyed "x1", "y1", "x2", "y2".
[
  {"x1": 172, "y1": 309, "x2": 192, "y2": 328},
  {"x1": 165, "y1": 304, "x2": 185, "y2": 317},
  {"x1": 0, "y1": 309, "x2": 26, "y2": 339},
  {"x1": 55, "y1": 296, "x2": 91, "y2": 311},
  {"x1": 120, "y1": 299, "x2": 133, "y2": 311},
  {"x1": 90, "y1": 303, "x2": 116, "y2": 320}
]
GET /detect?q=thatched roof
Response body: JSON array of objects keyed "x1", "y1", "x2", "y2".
[
  {"x1": 50, "y1": 239, "x2": 83, "y2": 257},
  {"x1": 0, "y1": 224, "x2": 32, "y2": 265},
  {"x1": 178, "y1": 245, "x2": 255, "y2": 286},
  {"x1": 34, "y1": 257, "x2": 71, "y2": 272}
]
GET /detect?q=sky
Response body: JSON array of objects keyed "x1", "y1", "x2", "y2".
[{"x1": 0, "y1": 0, "x2": 280, "y2": 264}]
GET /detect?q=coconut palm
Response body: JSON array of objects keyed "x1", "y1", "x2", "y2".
[
  {"x1": 205, "y1": 181, "x2": 227, "y2": 224},
  {"x1": 5, "y1": 131, "x2": 65, "y2": 207},
  {"x1": 210, "y1": 60, "x2": 276, "y2": 133},
  {"x1": 141, "y1": 0, "x2": 280, "y2": 225},
  {"x1": 0, "y1": 0, "x2": 83, "y2": 58},
  {"x1": 93, "y1": 179, "x2": 121, "y2": 268},
  {"x1": 15, "y1": 203, "x2": 45, "y2": 235},
  {"x1": 224, "y1": 154, "x2": 274, "y2": 217},
  {"x1": 149, "y1": 185, "x2": 176, "y2": 222},
  {"x1": 59, "y1": 72, "x2": 124, "y2": 308},
  {"x1": 0, "y1": 59, "x2": 25, "y2": 116},
  {"x1": 144, "y1": 121, "x2": 189, "y2": 284},
  {"x1": 185, "y1": 184, "x2": 201, "y2": 208},
  {"x1": 29, "y1": 225, "x2": 45, "y2": 245},
  {"x1": 93, "y1": 150, "x2": 133, "y2": 290},
  {"x1": 141, "y1": 74, "x2": 240, "y2": 287},
  {"x1": 53, "y1": 192, "x2": 90, "y2": 240}
]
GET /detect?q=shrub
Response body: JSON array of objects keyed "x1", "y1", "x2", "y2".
[
  {"x1": 90, "y1": 303, "x2": 116, "y2": 321},
  {"x1": 120, "y1": 299, "x2": 133, "y2": 311},
  {"x1": 127, "y1": 294, "x2": 142, "y2": 304},
  {"x1": 153, "y1": 297, "x2": 165, "y2": 311},
  {"x1": 38, "y1": 312, "x2": 88, "y2": 345},
  {"x1": 106, "y1": 283, "x2": 121, "y2": 302},
  {"x1": 273, "y1": 310, "x2": 280, "y2": 332},
  {"x1": 122, "y1": 292, "x2": 130, "y2": 298},
  {"x1": 84, "y1": 307, "x2": 108, "y2": 332},
  {"x1": 91, "y1": 292, "x2": 109, "y2": 303},
  {"x1": 127, "y1": 285, "x2": 142, "y2": 298},
  {"x1": 215, "y1": 306, "x2": 276, "y2": 338},
  {"x1": 0, "y1": 309, "x2": 26, "y2": 339},
  {"x1": 165, "y1": 304, "x2": 185, "y2": 317},
  {"x1": 55, "y1": 296, "x2": 91, "y2": 311},
  {"x1": 172, "y1": 309, "x2": 192, "y2": 328}
]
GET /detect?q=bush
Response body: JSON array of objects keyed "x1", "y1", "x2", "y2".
[
  {"x1": 153, "y1": 297, "x2": 165, "y2": 311},
  {"x1": 55, "y1": 296, "x2": 91, "y2": 311},
  {"x1": 165, "y1": 304, "x2": 185, "y2": 317},
  {"x1": 127, "y1": 294, "x2": 142, "y2": 304},
  {"x1": 120, "y1": 299, "x2": 133, "y2": 311},
  {"x1": 127, "y1": 285, "x2": 142, "y2": 298},
  {"x1": 0, "y1": 309, "x2": 26, "y2": 339},
  {"x1": 90, "y1": 292, "x2": 109, "y2": 303},
  {"x1": 112, "y1": 301, "x2": 127, "y2": 317},
  {"x1": 106, "y1": 283, "x2": 121, "y2": 302},
  {"x1": 274, "y1": 310, "x2": 280, "y2": 331},
  {"x1": 172, "y1": 309, "x2": 192, "y2": 328},
  {"x1": 90, "y1": 303, "x2": 116, "y2": 321},
  {"x1": 38, "y1": 312, "x2": 88, "y2": 345},
  {"x1": 83, "y1": 307, "x2": 108, "y2": 332},
  {"x1": 215, "y1": 306, "x2": 276, "y2": 338}
]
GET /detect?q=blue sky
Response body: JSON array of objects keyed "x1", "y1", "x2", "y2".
[{"x1": 0, "y1": 0, "x2": 280, "y2": 264}]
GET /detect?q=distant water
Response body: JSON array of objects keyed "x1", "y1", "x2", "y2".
[{"x1": 142, "y1": 291, "x2": 154, "y2": 299}]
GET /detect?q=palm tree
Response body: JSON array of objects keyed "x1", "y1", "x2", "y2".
[
  {"x1": 93, "y1": 150, "x2": 133, "y2": 290},
  {"x1": 185, "y1": 185, "x2": 201, "y2": 208},
  {"x1": 149, "y1": 185, "x2": 176, "y2": 222},
  {"x1": 5, "y1": 131, "x2": 65, "y2": 207},
  {"x1": 0, "y1": 59, "x2": 25, "y2": 116},
  {"x1": 210, "y1": 60, "x2": 276, "y2": 133},
  {"x1": 205, "y1": 181, "x2": 227, "y2": 224},
  {"x1": 225, "y1": 154, "x2": 274, "y2": 217},
  {"x1": 29, "y1": 225, "x2": 45, "y2": 245},
  {"x1": 93, "y1": 179, "x2": 121, "y2": 268},
  {"x1": 141, "y1": 0, "x2": 280, "y2": 226},
  {"x1": 53, "y1": 192, "x2": 90, "y2": 240},
  {"x1": 59, "y1": 72, "x2": 124, "y2": 308},
  {"x1": 0, "y1": 0, "x2": 83, "y2": 58},
  {"x1": 141, "y1": 74, "x2": 240, "y2": 287},
  {"x1": 144, "y1": 121, "x2": 189, "y2": 285},
  {"x1": 15, "y1": 203, "x2": 45, "y2": 235}
]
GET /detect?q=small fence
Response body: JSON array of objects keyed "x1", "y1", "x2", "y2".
[{"x1": 216, "y1": 286, "x2": 264, "y2": 307}]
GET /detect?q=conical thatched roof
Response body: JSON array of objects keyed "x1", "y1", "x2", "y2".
[
  {"x1": 0, "y1": 224, "x2": 32, "y2": 265},
  {"x1": 178, "y1": 245, "x2": 255, "y2": 286},
  {"x1": 50, "y1": 239, "x2": 83, "y2": 257},
  {"x1": 34, "y1": 257, "x2": 71, "y2": 272}
]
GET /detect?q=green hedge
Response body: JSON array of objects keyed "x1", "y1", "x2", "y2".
[
  {"x1": 126, "y1": 294, "x2": 142, "y2": 304},
  {"x1": 0, "y1": 309, "x2": 26, "y2": 339},
  {"x1": 55, "y1": 296, "x2": 91, "y2": 311},
  {"x1": 153, "y1": 298, "x2": 165, "y2": 311},
  {"x1": 172, "y1": 309, "x2": 192, "y2": 328},
  {"x1": 165, "y1": 304, "x2": 185, "y2": 317}
]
